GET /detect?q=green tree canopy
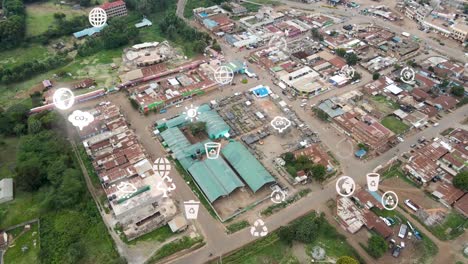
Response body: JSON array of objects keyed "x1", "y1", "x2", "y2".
[
  {"x1": 367, "y1": 235, "x2": 387, "y2": 258},
  {"x1": 453, "y1": 171, "x2": 468, "y2": 191}
]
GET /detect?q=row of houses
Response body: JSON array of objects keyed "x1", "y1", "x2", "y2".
[{"x1": 78, "y1": 102, "x2": 179, "y2": 240}]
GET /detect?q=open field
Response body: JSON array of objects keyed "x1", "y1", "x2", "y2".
[
  {"x1": 381, "y1": 116, "x2": 410, "y2": 135},
  {"x1": 369, "y1": 95, "x2": 399, "y2": 116},
  {"x1": 25, "y1": 2, "x2": 88, "y2": 37},
  {"x1": 0, "y1": 44, "x2": 50, "y2": 69}
]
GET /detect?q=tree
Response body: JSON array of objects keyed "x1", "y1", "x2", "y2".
[
  {"x1": 335, "y1": 48, "x2": 346, "y2": 57},
  {"x1": 351, "y1": 72, "x2": 361, "y2": 82},
  {"x1": 28, "y1": 117, "x2": 42, "y2": 134},
  {"x1": 188, "y1": 122, "x2": 206, "y2": 135},
  {"x1": 451, "y1": 86, "x2": 464, "y2": 97},
  {"x1": 345, "y1": 53, "x2": 359, "y2": 66},
  {"x1": 16, "y1": 156, "x2": 45, "y2": 191},
  {"x1": 453, "y1": 171, "x2": 468, "y2": 191},
  {"x1": 294, "y1": 217, "x2": 320, "y2": 243},
  {"x1": 367, "y1": 235, "x2": 387, "y2": 258},
  {"x1": 336, "y1": 256, "x2": 360, "y2": 264},
  {"x1": 278, "y1": 225, "x2": 295, "y2": 246},
  {"x1": 357, "y1": 143, "x2": 369, "y2": 151},
  {"x1": 283, "y1": 152, "x2": 295, "y2": 163},
  {"x1": 372, "y1": 72, "x2": 380, "y2": 80},
  {"x1": 310, "y1": 164, "x2": 326, "y2": 182}
]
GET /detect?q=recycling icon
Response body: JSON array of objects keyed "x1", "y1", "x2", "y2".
[
  {"x1": 250, "y1": 219, "x2": 268, "y2": 237},
  {"x1": 157, "y1": 175, "x2": 176, "y2": 197}
]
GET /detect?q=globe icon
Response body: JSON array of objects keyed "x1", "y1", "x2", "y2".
[
  {"x1": 214, "y1": 66, "x2": 234, "y2": 85},
  {"x1": 153, "y1": 157, "x2": 171, "y2": 178},
  {"x1": 89, "y1": 7, "x2": 107, "y2": 28},
  {"x1": 53, "y1": 88, "x2": 75, "y2": 110}
]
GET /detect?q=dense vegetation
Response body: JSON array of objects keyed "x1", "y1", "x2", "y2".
[
  {"x1": 78, "y1": 15, "x2": 140, "y2": 56},
  {"x1": 282, "y1": 152, "x2": 327, "y2": 182},
  {"x1": 159, "y1": 14, "x2": 213, "y2": 54},
  {"x1": 0, "y1": 0, "x2": 26, "y2": 50},
  {"x1": 0, "y1": 54, "x2": 71, "y2": 84},
  {"x1": 0, "y1": 104, "x2": 122, "y2": 263},
  {"x1": 453, "y1": 171, "x2": 468, "y2": 191},
  {"x1": 366, "y1": 235, "x2": 387, "y2": 258}
]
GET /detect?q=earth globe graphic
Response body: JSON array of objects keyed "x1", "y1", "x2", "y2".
[
  {"x1": 214, "y1": 66, "x2": 234, "y2": 85},
  {"x1": 53, "y1": 88, "x2": 75, "y2": 110},
  {"x1": 153, "y1": 157, "x2": 171, "y2": 178},
  {"x1": 89, "y1": 8, "x2": 107, "y2": 28}
]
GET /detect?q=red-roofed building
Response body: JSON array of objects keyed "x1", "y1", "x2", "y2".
[
  {"x1": 328, "y1": 56, "x2": 347, "y2": 69},
  {"x1": 101, "y1": 0, "x2": 127, "y2": 18},
  {"x1": 428, "y1": 95, "x2": 459, "y2": 110},
  {"x1": 411, "y1": 88, "x2": 430, "y2": 102},
  {"x1": 293, "y1": 144, "x2": 333, "y2": 169},
  {"x1": 454, "y1": 194, "x2": 468, "y2": 218},
  {"x1": 432, "y1": 181, "x2": 465, "y2": 206}
]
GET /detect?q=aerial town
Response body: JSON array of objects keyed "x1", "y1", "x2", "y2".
[{"x1": 0, "y1": 0, "x2": 466, "y2": 264}]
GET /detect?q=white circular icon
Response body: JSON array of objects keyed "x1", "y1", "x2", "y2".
[
  {"x1": 153, "y1": 157, "x2": 172, "y2": 178},
  {"x1": 53, "y1": 88, "x2": 75, "y2": 110},
  {"x1": 381, "y1": 191, "x2": 398, "y2": 210},
  {"x1": 335, "y1": 176, "x2": 356, "y2": 197},
  {"x1": 270, "y1": 189, "x2": 287, "y2": 204},
  {"x1": 214, "y1": 66, "x2": 234, "y2": 85},
  {"x1": 89, "y1": 7, "x2": 107, "y2": 28},
  {"x1": 400, "y1": 67, "x2": 415, "y2": 84},
  {"x1": 338, "y1": 65, "x2": 355, "y2": 79},
  {"x1": 250, "y1": 219, "x2": 268, "y2": 237}
]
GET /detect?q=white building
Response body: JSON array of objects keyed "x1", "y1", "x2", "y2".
[{"x1": 0, "y1": 178, "x2": 13, "y2": 204}]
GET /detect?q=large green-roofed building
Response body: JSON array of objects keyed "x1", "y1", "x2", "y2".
[
  {"x1": 156, "y1": 104, "x2": 230, "y2": 139},
  {"x1": 160, "y1": 127, "x2": 205, "y2": 160},
  {"x1": 188, "y1": 158, "x2": 245, "y2": 203},
  {"x1": 222, "y1": 141, "x2": 276, "y2": 192}
]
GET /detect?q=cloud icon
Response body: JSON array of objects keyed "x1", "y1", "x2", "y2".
[
  {"x1": 68, "y1": 110, "x2": 94, "y2": 130},
  {"x1": 271, "y1": 116, "x2": 291, "y2": 133}
]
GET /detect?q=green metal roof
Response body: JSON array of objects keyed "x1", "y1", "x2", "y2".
[
  {"x1": 157, "y1": 104, "x2": 230, "y2": 139},
  {"x1": 188, "y1": 158, "x2": 244, "y2": 203},
  {"x1": 161, "y1": 127, "x2": 204, "y2": 160},
  {"x1": 222, "y1": 141, "x2": 276, "y2": 192}
]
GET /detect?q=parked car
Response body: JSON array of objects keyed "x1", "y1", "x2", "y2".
[
  {"x1": 433, "y1": 122, "x2": 439, "y2": 127},
  {"x1": 175, "y1": 104, "x2": 181, "y2": 108},
  {"x1": 397, "y1": 136, "x2": 404, "y2": 142},
  {"x1": 410, "y1": 144, "x2": 417, "y2": 148},
  {"x1": 392, "y1": 246, "x2": 401, "y2": 258},
  {"x1": 159, "y1": 109, "x2": 167, "y2": 114},
  {"x1": 386, "y1": 217, "x2": 396, "y2": 225}
]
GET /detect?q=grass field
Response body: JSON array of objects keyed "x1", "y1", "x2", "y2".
[
  {"x1": 226, "y1": 220, "x2": 249, "y2": 234},
  {"x1": 415, "y1": 211, "x2": 467, "y2": 241},
  {"x1": 241, "y1": 2, "x2": 262, "y2": 12},
  {"x1": 146, "y1": 236, "x2": 204, "y2": 263},
  {"x1": 0, "y1": 44, "x2": 50, "y2": 69},
  {"x1": 3, "y1": 222, "x2": 40, "y2": 264},
  {"x1": 0, "y1": 137, "x2": 19, "y2": 179},
  {"x1": 125, "y1": 224, "x2": 175, "y2": 245},
  {"x1": 381, "y1": 116, "x2": 410, "y2": 135},
  {"x1": 25, "y1": 2, "x2": 88, "y2": 37}
]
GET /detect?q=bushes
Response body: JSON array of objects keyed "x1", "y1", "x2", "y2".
[
  {"x1": 0, "y1": 55, "x2": 71, "y2": 84},
  {"x1": 0, "y1": 0, "x2": 26, "y2": 50},
  {"x1": 366, "y1": 235, "x2": 387, "y2": 258}
]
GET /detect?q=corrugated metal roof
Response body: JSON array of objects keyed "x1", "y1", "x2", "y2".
[
  {"x1": 188, "y1": 158, "x2": 244, "y2": 203},
  {"x1": 222, "y1": 141, "x2": 275, "y2": 192}
]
